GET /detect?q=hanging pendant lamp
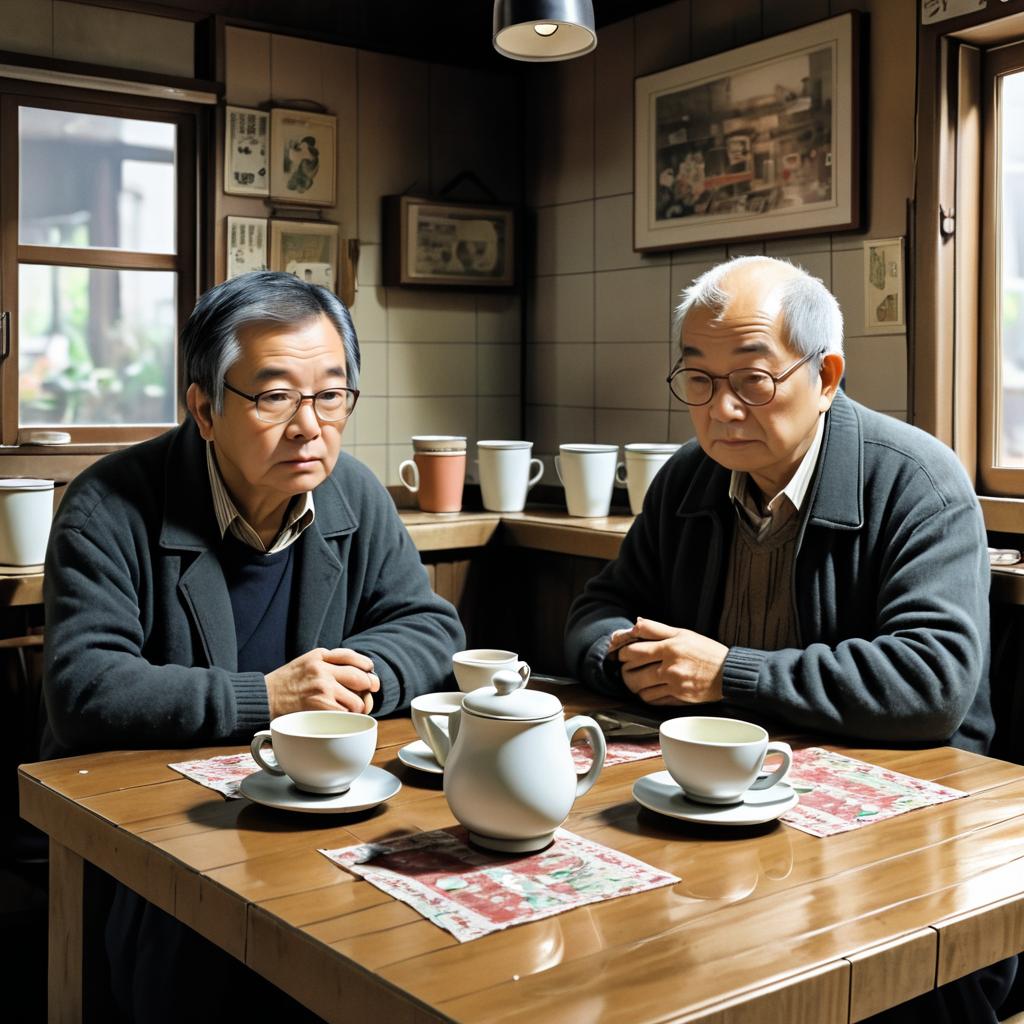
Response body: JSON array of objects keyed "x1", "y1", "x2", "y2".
[{"x1": 492, "y1": 0, "x2": 597, "y2": 62}]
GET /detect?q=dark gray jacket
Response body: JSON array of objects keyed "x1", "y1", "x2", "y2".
[
  {"x1": 42, "y1": 419, "x2": 464, "y2": 757},
  {"x1": 565, "y1": 392, "x2": 993, "y2": 751}
]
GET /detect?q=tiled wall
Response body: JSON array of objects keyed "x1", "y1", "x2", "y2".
[
  {"x1": 524, "y1": 0, "x2": 916, "y2": 478},
  {"x1": 220, "y1": 29, "x2": 523, "y2": 485}
]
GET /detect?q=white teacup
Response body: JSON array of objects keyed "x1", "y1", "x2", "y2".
[
  {"x1": 659, "y1": 716, "x2": 792, "y2": 805},
  {"x1": 615, "y1": 443, "x2": 681, "y2": 516},
  {"x1": 476, "y1": 441, "x2": 544, "y2": 513},
  {"x1": 452, "y1": 648, "x2": 530, "y2": 693},
  {"x1": 410, "y1": 691, "x2": 464, "y2": 767},
  {"x1": 555, "y1": 443, "x2": 619, "y2": 518},
  {"x1": 250, "y1": 710, "x2": 376, "y2": 795}
]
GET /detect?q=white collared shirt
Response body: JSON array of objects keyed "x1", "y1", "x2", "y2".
[{"x1": 205, "y1": 442, "x2": 315, "y2": 553}]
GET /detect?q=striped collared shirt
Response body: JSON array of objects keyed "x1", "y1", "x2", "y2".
[{"x1": 205, "y1": 442, "x2": 315, "y2": 553}]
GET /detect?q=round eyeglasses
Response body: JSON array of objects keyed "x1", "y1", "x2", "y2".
[
  {"x1": 666, "y1": 348, "x2": 826, "y2": 407},
  {"x1": 222, "y1": 379, "x2": 359, "y2": 424}
]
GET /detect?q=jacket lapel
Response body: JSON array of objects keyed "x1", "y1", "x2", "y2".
[{"x1": 805, "y1": 391, "x2": 864, "y2": 531}]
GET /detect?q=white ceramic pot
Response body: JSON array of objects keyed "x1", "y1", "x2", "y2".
[{"x1": 0, "y1": 479, "x2": 54, "y2": 566}]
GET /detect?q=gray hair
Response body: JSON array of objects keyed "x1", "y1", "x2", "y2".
[
  {"x1": 181, "y1": 271, "x2": 361, "y2": 413},
  {"x1": 672, "y1": 255, "x2": 844, "y2": 369}
]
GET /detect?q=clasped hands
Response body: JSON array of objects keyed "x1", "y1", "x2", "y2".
[
  {"x1": 608, "y1": 618, "x2": 728, "y2": 706},
  {"x1": 266, "y1": 647, "x2": 379, "y2": 717}
]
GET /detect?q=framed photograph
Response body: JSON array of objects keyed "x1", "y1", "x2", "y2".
[
  {"x1": 634, "y1": 12, "x2": 862, "y2": 251},
  {"x1": 269, "y1": 220, "x2": 339, "y2": 291},
  {"x1": 382, "y1": 195, "x2": 516, "y2": 288},
  {"x1": 226, "y1": 217, "x2": 268, "y2": 279},
  {"x1": 224, "y1": 106, "x2": 269, "y2": 197},
  {"x1": 864, "y1": 237, "x2": 905, "y2": 333},
  {"x1": 269, "y1": 108, "x2": 337, "y2": 207}
]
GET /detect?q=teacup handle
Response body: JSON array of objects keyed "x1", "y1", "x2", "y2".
[
  {"x1": 250, "y1": 731, "x2": 285, "y2": 776},
  {"x1": 749, "y1": 741, "x2": 792, "y2": 791},
  {"x1": 515, "y1": 660, "x2": 530, "y2": 684},
  {"x1": 527, "y1": 458, "x2": 544, "y2": 489},
  {"x1": 424, "y1": 712, "x2": 456, "y2": 767},
  {"x1": 398, "y1": 459, "x2": 420, "y2": 493},
  {"x1": 615, "y1": 460, "x2": 628, "y2": 486},
  {"x1": 565, "y1": 715, "x2": 605, "y2": 797}
]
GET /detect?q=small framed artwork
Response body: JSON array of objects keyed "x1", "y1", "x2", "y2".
[
  {"x1": 224, "y1": 106, "x2": 269, "y2": 197},
  {"x1": 226, "y1": 216, "x2": 268, "y2": 279},
  {"x1": 634, "y1": 12, "x2": 862, "y2": 251},
  {"x1": 863, "y1": 237, "x2": 905, "y2": 333},
  {"x1": 382, "y1": 195, "x2": 516, "y2": 288},
  {"x1": 269, "y1": 219, "x2": 339, "y2": 291},
  {"x1": 269, "y1": 108, "x2": 337, "y2": 207}
]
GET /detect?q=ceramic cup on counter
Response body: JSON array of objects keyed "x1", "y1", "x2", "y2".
[
  {"x1": 659, "y1": 716, "x2": 792, "y2": 805},
  {"x1": 555, "y1": 443, "x2": 619, "y2": 518},
  {"x1": 476, "y1": 440, "x2": 544, "y2": 513},
  {"x1": 615, "y1": 443, "x2": 681, "y2": 516},
  {"x1": 452, "y1": 648, "x2": 531, "y2": 693},
  {"x1": 398, "y1": 435, "x2": 467, "y2": 513},
  {"x1": 250, "y1": 710, "x2": 377, "y2": 795},
  {"x1": 0, "y1": 478, "x2": 54, "y2": 567}
]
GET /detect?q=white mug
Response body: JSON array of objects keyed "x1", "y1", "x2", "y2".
[
  {"x1": 250, "y1": 710, "x2": 376, "y2": 795},
  {"x1": 555, "y1": 443, "x2": 619, "y2": 518},
  {"x1": 476, "y1": 441, "x2": 544, "y2": 513},
  {"x1": 452, "y1": 648, "x2": 531, "y2": 693},
  {"x1": 659, "y1": 716, "x2": 792, "y2": 805},
  {"x1": 615, "y1": 443, "x2": 681, "y2": 515},
  {"x1": 410, "y1": 691, "x2": 464, "y2": 767}
]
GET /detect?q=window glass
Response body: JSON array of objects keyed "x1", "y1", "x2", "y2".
[
  {"x1": 18, "y1": 266, "x2": 177, "y2": 426},
  {"x1": 18, "y1": 107, "x2": 176, "y2": 253}
]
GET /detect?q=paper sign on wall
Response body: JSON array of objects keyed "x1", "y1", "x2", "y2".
[{"x1": 921, "y1": 0, "x2": 986, "y2": 25}]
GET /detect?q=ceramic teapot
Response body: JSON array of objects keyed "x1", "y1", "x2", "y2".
[{"x1": 442, "y1": 670, "x2": 606, "y2": 852}]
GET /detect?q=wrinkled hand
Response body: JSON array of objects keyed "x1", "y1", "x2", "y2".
[
  {"x1": 265, "y1": 648, "x2": 379, "y2": 717},
  {"x1": 608, "y1": 618, "x2": 728, "y2": 705}
]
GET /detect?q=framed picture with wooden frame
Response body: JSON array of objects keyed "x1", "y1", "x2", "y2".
[
  {"x1": 383, "y1": 195, "x2": 516, "y2": 289},
  {"x1": 269, "y1": 108, "x2": 337, "y2": 207},
  {"x1": 634, "y1": 12, "x2": 862, "y2": 252},
  {"x1": 224, "y1": 106, "x2": 269, "y2": 197},
  {"x1": 269, "y1": 219, "x2": 339, "y2": 292}
]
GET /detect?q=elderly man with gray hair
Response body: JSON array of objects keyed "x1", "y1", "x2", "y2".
[{"x1": 565, "y1": 255, "x2": 1013, "y2": 1023}]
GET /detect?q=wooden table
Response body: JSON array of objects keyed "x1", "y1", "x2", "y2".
[{"x1": 19, "y1": 688, "x2": 1024, "y2": 1024}]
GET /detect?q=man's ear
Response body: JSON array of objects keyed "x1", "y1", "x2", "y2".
[
  {"x1": 818, "y1": 353, "x2": 845, "y2": 411},
  {"x1": 185, "y1": 383, "x2": 216, "y2": 441}
]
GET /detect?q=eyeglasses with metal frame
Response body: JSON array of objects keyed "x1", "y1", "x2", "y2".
[
  {"x1": 222, "y1": 379, "x2": 360, "y2": 423},
  {"x1": 666, "y1": 347, "x2": 826, "y2": 407}
]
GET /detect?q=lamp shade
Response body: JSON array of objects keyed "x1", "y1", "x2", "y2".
[{"x1": 493, "y1": 0, "x2": 597, "y2": 62}]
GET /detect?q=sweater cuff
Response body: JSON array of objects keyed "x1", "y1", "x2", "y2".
[
  {"x1": 721, "y1": 647, "x2": 766, "y2": 701},
  {"x1": 585, "y1": 634, "x2": 630, "y2": 699},
  {"x1": 232, "y1": 672, "x2": 271, "y2": 735},
  {"x1": 371, "y1": 660, "x2": 401, "y2": 717}
]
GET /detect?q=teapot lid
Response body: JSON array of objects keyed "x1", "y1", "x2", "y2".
[{"x1": 462, "y1": 670, "x2": 562, "y2": 720}]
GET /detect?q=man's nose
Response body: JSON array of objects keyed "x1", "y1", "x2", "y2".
[
  {"x1": 286, "y1": 397, "x2": 322, "y2": 436},
  {"x1": 707, "y1": 379, "x2": 746, "y2": 421}
]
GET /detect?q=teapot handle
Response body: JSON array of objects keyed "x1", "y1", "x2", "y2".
[{"x1": 565, "y1": 715, "x2": 605, "y2": 798}]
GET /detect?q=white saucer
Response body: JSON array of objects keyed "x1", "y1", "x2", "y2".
[
  {"x1": 397, "y1": 740, "x2": 444, "y2": 775},
  {"x1": 240, "y1": 765, "x2": 401, "y2": 813},
  {"x1": 632, "y1": 771, "x2": 798, "y2": 826}
]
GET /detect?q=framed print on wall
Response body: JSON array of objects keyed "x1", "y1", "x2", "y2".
[
  {"x1": 269, "y1": 219, "x2": 339, "y2": 292},
  {"x1": 224, "y1": 106, "x2": 269, "y2": 197},
  {"x1": 864, "y1": 236, "x2": 905, "y2": 333},
  {"x1": 226, "y1": 217, "x2": 268, "y2": 280},
  {"x1": 634, "y1": 12, "x2": 862, "y2": 252},
  {"x1": 269, "y1": 108, "x2": 337, "y2": 207},
  {"x1": 382, "y1": 195, "x2": 516, "y2": 289}
]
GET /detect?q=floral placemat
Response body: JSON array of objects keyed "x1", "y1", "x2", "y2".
[
  {"x1": 780, "y1": 747, "x2": 966, "y2": 838},
  {"x1": 572, "y1": 736, "x2": 662, "y2": 770},
  {"x1": 321, "y1": 826, "x2": 678, "y2": 942},
  {"x1": 168, "y1": 752, "x2": 259, "y2": 799}
]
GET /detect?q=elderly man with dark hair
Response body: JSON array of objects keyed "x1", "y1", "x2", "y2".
[
  {"x1": 565, "y1": 256, "x2": 1012, "y2": 1023},
  {"x1": 42, "y1": 271, "x2": 464, "y2": 1021}
]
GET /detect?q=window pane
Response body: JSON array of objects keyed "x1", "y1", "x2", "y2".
[
  {"x1": 999, "y1": 71, "x2": 1024, "y2": 466},
  {"x1": 18, "y1": 266, "x2": 177, "y2": 427},
  {"x1": 19, "y1": 107, "x2": 176, "y2": 253}
]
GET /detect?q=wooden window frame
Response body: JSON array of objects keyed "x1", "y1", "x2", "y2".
[{"x1": 0, "y1": 79, "x2": 202, "y2": 449}]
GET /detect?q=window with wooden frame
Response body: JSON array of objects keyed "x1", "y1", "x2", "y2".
[{"x1": 0, "y1": 81, "x2": 199, "y2": 447}]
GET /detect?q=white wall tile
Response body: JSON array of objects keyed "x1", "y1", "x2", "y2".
[
  {"x1": 350, "y1": 286, "x2": 388, "y2": 343},
  {"x1": 388, "y1": 396, "x2": 478, "y2": 441},
  {"x1": 386, "y1": 443, "x2": 409, "y2": 486},
  {"x1": 596, "y1": 343, "x2": 670, "y2": 409},
  {"x1": 388, "y1": 290, "x2": 476, "y2": 343},
  {"x1": 595, "y1": 266, "x2": 671, "y2": 343},
  {"x1": 527, "y1": 344, "x2": 594, "y2": 407},
  {"x1": 350, "y1": 444, "x2": 388, "y2": 483},
  {"x1": 388, "y1": 343, "x2": 477, "y2": 396},
  {"x1": 356, "y1": 243, "x2": 381, "y2": 287},
  {"x1": 595, "y1": 409, "x2": 670, "y2": 446},
  {"x1": 842, "y1": 336, "x2": 908, "y2": 412},
  {"x1": 787, "y1": 251, "x2": 832, "y2": 289},
  {"x1": 353, "y1": 396, "x2": 387, "y2": 444},
  {"x1": 832, "y1": 247, "x2": 865, "y2": 337},
  {"x1": 357, "y1": 342, "x2": 387, "y2": 396},
  {"x1": 0, "y1": 0, "x2": 53, "y2": 56},
  {"x1": 764, "y1": 234, "x2": 832, "y2": 257},
  {"x1": 477, "y1": 294, "x2": 521, "y2": 344},
  {"x1": 478, "y1": 344, "x2": 521, "y2": 397},
  {"x1": 271, "y1": 33, "x2": 323, "y2": 103},
  {"x1": 670, "y1": 245, "x2": 728, "y2": 267},
  {"x1": 225, "y1": 28, "x2": 271, "y2": 106},
  {"x1": 321, "y1": 42, "x2": 359, "y2": 239},
  {"x1": 595, "y1": 194, "x2": 670, "y2": 273},
  {"x1": 477, "y1": 396, "x2": 522, "y2": 444},
  {"x1": 727, "y1": 242, "x2": 766, "y2": 259},
  {"x1": 669, "y1": 410, "x2": 698, "y2": 444},
  {"x1": 526, "y1": 404, "x2": 595, "y2": 456},
  {"x1": 529, "y1": 275, "x2": 594, "y2": 344},
  {"x1": 595, "y1": 18, "x2": 635, "y2": 199},
  {"x1": 535, "y1": 202, "x2": 594, "y2": 276}
]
